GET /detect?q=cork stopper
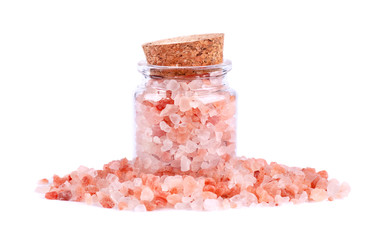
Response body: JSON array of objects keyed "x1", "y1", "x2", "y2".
[
  {"x1": 142, "y1": 33, "x2": 224, "y2": 77},
  {"x1": 142, "y1": 33, "x2": 224, "y2": 66}
]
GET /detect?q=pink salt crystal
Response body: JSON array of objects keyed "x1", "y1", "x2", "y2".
[
  {"x1": 140, "y1": 187, "x2": 154, "y2": 201},
  {"x1": 166, "y1": 80, "x2": 180, "y2": 91},
  {"x1": 167, "y1": 194, "x2": 182, "y2": 205},
  {"x1": 222, "y1": 198, "x2": 231, "y2": 209},
  {"x1": 202, "y1": 191, "x2": 217, "y2": 199},
  {"x1": 179, "y1": 97, "x2": 192, "y2": 112},
  {"x1": 275, "y1": 195, "x2": 290, "y2": 206},
  {"x1": 35, "y1": 185, "x2": 50, "y2": 194},
  {"x1": 183, "y1": 176, "x2": 197, "y2": 196},
  {"x1": 327, "y1": 179, "x2": 340, "y2": 198},
  {"x1": 160, "y1": 104, "x2": 178, "y2": 117},
  {"x1": 309, "y1": 189, "x2": 328, "y2": 202},
  {"x1": 109, "y1": 161, "x2": 120, "y2": 171},
  {"x1": 337, "y1": 182, "x2": 351, "y2": 198},
  {"x1": 84, "y1": 193, "x2": 92, "y2": 205}
]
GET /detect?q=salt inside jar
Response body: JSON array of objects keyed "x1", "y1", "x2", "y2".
[{"x1": 134, "y1": 34, "x2": 236, "y2": 175}]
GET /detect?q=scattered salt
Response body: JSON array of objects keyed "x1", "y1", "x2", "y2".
[{"x1": 41, "y1": 156, "x2": 349, "y2": 211}]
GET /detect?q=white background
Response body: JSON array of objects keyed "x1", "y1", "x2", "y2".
[{"x1": 1, "y1": 0, "x2": 381, "y2": 239}]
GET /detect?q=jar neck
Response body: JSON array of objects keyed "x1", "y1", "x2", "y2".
[{"x1": 138, "y1": 60, "x2": 232, "y2": 90}]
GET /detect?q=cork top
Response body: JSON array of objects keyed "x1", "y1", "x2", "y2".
[{"x1": 142, "y1": 33, "x2": 224, "y2": 67}]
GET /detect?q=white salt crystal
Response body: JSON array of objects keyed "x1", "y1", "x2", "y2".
[
  {"x1": 200, "y1": 114, "x2": 208, "y2": 124},
  {"x1": 173, "y1": 93, "x2": 181, "y2": 106},
  {"x1": 159, "y1": 121, "x2": 171, "y2": 132},
  {"x1": 181, "y1": 156, "x2": 191, "y2": 172},
  {"x1": 134, "y1": 204, "x2": 147, "y2": 212},
  {"x1": 185, "y1": 140, "x2": 198, "y2": 153},
  {"x1": 216, "y1": 146, "x2": 226, "y2": 156},
  {"x1": 182, "y1": 196, "x2": 193, "y2": 204},
  {"x1": 106, "y1": 173, "x2": 119, "y2": 183},
  {"x1": 140, "y1": 187, "x2": 154, "y2": 201},
  {"x1": 327, "y1": 179, "x2": 340, "y2": 197},
  {"x1": 337, "y1": 182, "x2": 351, "y2": 198},
  {"x1": 169, "y1": 113, "x2": 181, "y2": 125},
  {"x1": 188, "y1": 80, "x2": 203, "y2": 90},
  {"x1": 206, "y1": 122, "x2": 215, "y2": 129},
  {"x1": 179, "y1": 97, "x2": 192, "y2": 112},
  {"x1": 180, "y1": 82, "x2": 189, "y2": 91},
  {"x1": 133, "y1": 178, "x2": 142, "y2": 187},
  {"x1": 77, "y1": 165, "x2": 89, "y2": 172},
  {"x1": 153, "y1": 136, "x2": 161, "y2": 144},
  {"x1": 174, "y1": 202, "x2": 189, "y2": 210},
  {"x1": 198, "y1": 129, "x2": 210, "y2": 143},
  {"x1": 299, "y1": 191, "x2": 308, "y2": 202},
  {"x1": 208, "y1": 109, "x2": 218, "y2": 117},
  {"x1": 215, "y1": 132, "x2": 223, "y2": 142},
  {"x1": 203, "y1": 199, "x2": 220, "y2": 211},
  {"x1": 201, "y1": 161, "x2": 210, "y2": 169},
  {"x1": 275, "y1": 195, "x2": 290, "y2": 205},
  {"x1": 127, "y1": 198, "x2": 140, "y2": 210},
  {"x1": 110, "y1": 191, "x2": 123, "y2": 202},
  {"x1": 109, "y1": 181, "x2": 122, "y2": 191},
  {"x1": 166, "y1": 80, "x2": 180, "y2": 91},
  {"x1": 190, "y1": 99, "x2": 200, "y2": 108},
  {"x1": 35, "y1": 185, "x2": 50, "y2": 194},
  {"x1": 144, "y1": 128, "x2": 153, "y2": 137},
  {"x1": 161, "y1": 139, "x2": 173, "y2": 152},
  {"x1": 190, "y1": 198, "x2": 204, "y2": 211}
]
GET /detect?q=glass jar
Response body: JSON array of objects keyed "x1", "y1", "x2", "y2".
[{"x1": 134, "y1": 60, "x2": 236, "y2": 175}]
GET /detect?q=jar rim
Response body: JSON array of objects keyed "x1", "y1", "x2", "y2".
[{"x1": 137, "y1": 59, "x2": 232, "y2": 75}]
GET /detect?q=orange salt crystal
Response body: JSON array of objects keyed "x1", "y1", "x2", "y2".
[
  {"x1": 38, "y1": 178, "x2": 49, "y2": 184},
  {"x1": 99, "y1": 195, "x2": 115, "y2": 209},
  {"x1": 45, "y1": 191, "x2": 58, "y2": 200},
  {"x1": 118, "y1": 201, "x2": 128, "y2": 210}
]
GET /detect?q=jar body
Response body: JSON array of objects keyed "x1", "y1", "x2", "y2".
[{"x1": 134, "y1": 61, "x2": 236, "y2": 175}]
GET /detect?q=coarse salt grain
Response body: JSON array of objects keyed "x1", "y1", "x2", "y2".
[{"x1": 40, "y1": 156, "x2": 350, "y2": 211}]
